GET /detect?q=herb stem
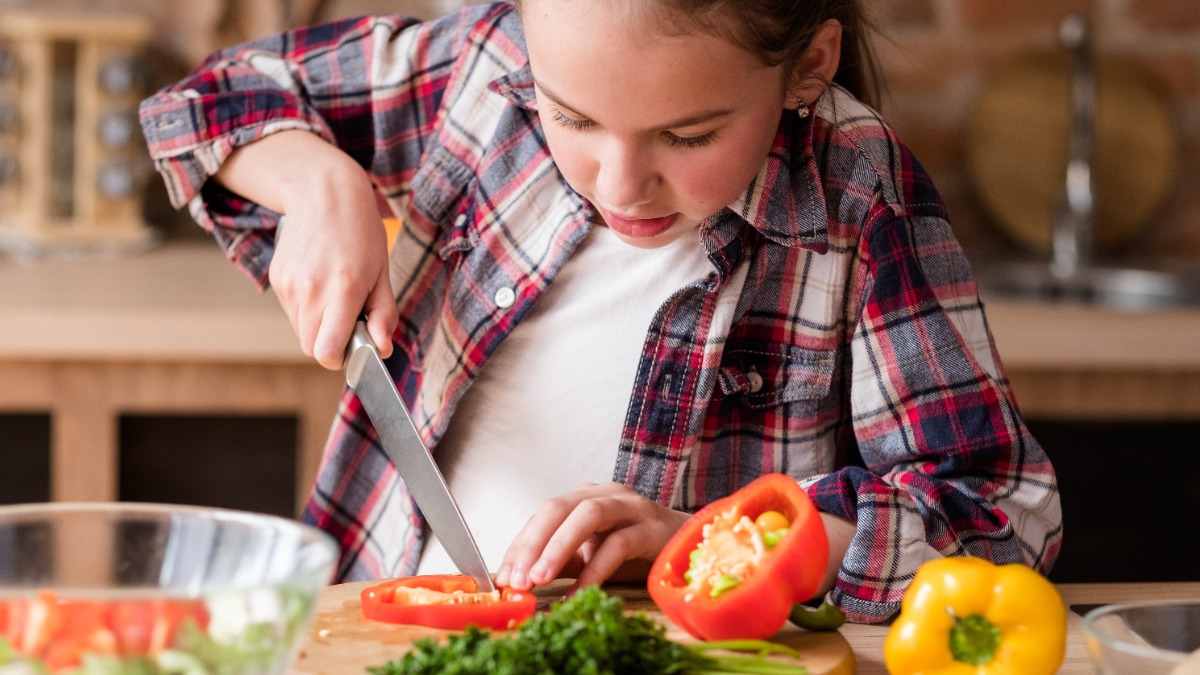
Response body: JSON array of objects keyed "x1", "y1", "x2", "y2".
[
  {"x1": 699, "y1": 655, "x2": 810, "y2": 674},
  {"x1": 687, "y1": 638, "x2": 809, "y2": 673},
  {"x1": 690, "y1": 640, "x2": 803, "y2": 658}
]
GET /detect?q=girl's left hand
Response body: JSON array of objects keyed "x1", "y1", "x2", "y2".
[{"x1": 495, "y1": 482, "x2": 691, "y2": 592}]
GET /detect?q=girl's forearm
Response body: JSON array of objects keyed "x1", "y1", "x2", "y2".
[
  {"x1": 214, "y1": 129, "x2": 370, "y2": 214},
  {"x1": 818, "y1": 512, "x2": 855, "y2": 595}
]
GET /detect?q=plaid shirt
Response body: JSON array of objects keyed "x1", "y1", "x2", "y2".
[{"x1": 141, "y1": 2, "x2": 1061, "y2": 623}]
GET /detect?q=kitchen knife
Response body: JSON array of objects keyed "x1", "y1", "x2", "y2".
[{"x1": 344, "y1": 318, "x2": 495, "y2": 592}]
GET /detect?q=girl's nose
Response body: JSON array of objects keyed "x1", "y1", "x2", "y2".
[{"x1": 595, "y1": 141, "x2": 658, "y2": 209}]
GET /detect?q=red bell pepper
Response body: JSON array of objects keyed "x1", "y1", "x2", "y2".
[
  {"x1": 647, "y1": 473, "x2": 829, "y2": 641},
  {"x1": 360, "y1": 574, "x2": 537, "y2": 631}
]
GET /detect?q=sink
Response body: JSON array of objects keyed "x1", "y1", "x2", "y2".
[{"x1": 972, "y1": 260, "x2": 1200, "y2": 310}]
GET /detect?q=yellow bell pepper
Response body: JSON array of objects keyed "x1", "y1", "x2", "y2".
[{"x1": 883, "y1": 556, "x2": 1067, "y2": 674}]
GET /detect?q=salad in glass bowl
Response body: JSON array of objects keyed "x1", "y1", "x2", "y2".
[{"x1": 0, "y1": 502, "x2": 337, "y2": 675}]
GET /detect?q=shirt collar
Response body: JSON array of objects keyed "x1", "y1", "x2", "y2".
[
  {"x1": 490, "y1": 67, "x2": 830, "y2": 254},
  {"x1": 489, "y1": 65, "x2": 538, "y2": 111},
  {"x1": 726, "y1": 113, "x2": 830, "y2": 254}
]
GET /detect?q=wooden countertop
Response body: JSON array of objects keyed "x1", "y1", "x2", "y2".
[
  {"x1": 294, "y1": 580, "x2": 1200, "y2": 675},
  {"x1": 0, "y1": 238, "x2": 303, "y2": 363},
  {"x1": 981, "y1": 297, "x2": 1200, "y2": 371}
]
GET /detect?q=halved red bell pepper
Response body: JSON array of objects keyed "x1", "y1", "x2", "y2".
[
  {"x1": 360, "y1": 574, "x2": 536, "y2": 631},
  {"x1": 647, "y1": 473, "x2": 829, "y2": 641}
]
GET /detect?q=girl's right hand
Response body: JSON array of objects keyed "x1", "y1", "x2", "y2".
[{"x1": 216, "y1": 130, "x2": 399, "y2": 369}]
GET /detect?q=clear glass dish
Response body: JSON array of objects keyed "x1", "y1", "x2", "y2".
[
  {"x1": 1083, "y1": 600, "x2": 1200, "y2": 674},
  {"x1": 0, "y1": 502, "x2": 338, "y2": 674}
]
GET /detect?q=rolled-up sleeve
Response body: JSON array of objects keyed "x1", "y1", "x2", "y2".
[
  {"x1": 138, "y1": 6, "x2": 496, "y2": 286},
  {"x1": 805, "y1": 207, "x2": 1062, "y2": 623}
]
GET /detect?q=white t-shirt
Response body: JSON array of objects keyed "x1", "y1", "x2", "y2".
[{"x1": 416, "y1": 223, "x2": 714, "y2": 574}]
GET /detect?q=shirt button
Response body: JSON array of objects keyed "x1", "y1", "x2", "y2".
[
  {"x1": 746, "y1": 369, "x2": 764, "y2": 393},
  {"x1": 494, "y1": 287, "x2": 516, "y2": 309},
  {"x1": 454, "y1": 213, "x2": 468, "y2": 227}
]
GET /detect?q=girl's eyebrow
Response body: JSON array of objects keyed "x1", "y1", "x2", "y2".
[{"x1": 534, "y1": 79, "x2": 735, "y2": 129}]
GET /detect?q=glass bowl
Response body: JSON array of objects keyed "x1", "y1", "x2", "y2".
[
  {"x1": 0, "y1": 502, "x2": 338, "y2": 674},
  {"x1": 1083, "y1": 601, "x2": 1200, "y2": 674}
]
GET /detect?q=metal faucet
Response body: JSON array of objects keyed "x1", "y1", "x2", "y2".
[{"x1": 1052, "y1": 12, "x2": 1095, "y2": 280}]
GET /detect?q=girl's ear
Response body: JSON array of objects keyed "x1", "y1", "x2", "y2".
[{"x1": 787, "y1": 19, "x2": 843, "y2": 110}]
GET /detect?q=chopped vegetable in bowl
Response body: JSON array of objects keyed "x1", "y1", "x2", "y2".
[
  {"x1": 0, "y1": 503, "x2": 337, "y2": 675},
  {"x1": 0, "y1": 585, "x2": 314, "y2": 675},
  {"x1": 0, "y1": 581, "x2": 314, "y2": 667}
]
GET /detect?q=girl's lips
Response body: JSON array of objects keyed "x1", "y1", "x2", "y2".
[{"x1": 598, "y1": 208, "x2": 678, "y2": 239}]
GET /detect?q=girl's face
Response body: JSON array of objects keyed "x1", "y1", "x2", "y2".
[{"x1": 522, "y1": 0, "x2": 790, "y2": 248}]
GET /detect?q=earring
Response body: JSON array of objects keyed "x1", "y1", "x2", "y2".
[{"x1": 796, "y1": 97, "x2": 810, "y2": 120}]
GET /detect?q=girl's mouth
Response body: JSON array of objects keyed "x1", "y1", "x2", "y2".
[{"x1": 598, "y1": 208, "x2": 679, "y2": 239}]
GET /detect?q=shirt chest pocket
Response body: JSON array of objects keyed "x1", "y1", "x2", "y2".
[
  {"x1": 717, "y1": 342, "x2": 837, "y2": 409},
  {"x1": 409, "y1": 143, "x2": 481, "y2": 259}
]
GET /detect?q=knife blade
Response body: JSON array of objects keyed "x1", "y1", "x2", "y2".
[{"x1": 344, "y1": 319, "x2": 495, "y2": 592}]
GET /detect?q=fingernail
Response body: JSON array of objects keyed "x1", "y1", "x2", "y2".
[
  {"x1": 530, "y1": 560, "x2": 550, "y2": 583},
  {"x1": 510, "y1": 569, "x2": 527, "y2": 589},
  {"x1": 495, "y1": 565, "x2": 510, "y2": 587}
]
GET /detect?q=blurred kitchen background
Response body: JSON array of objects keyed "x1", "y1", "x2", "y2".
[{"x1": 0, "y1": 0, "x2": 1197, "y2": 584}]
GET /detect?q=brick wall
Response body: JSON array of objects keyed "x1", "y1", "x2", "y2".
[
  {"x1": 865, "y1": 0, "x2": 1200, "y2": 261},
  {"x1": 4, "y1": 0, "x2": 1196, "y2": 261}
]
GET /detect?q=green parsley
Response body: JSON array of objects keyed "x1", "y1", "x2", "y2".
[{"x1": 367, "y1": 585, "x2": 809, "y2": 675}]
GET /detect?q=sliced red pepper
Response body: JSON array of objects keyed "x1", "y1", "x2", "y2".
[
  {"x1": 360, "y1": 574, "x2": 536, "y2": 631},
  {"x1": 647, "y1": 473, "x2": 829, "y2": 641}
]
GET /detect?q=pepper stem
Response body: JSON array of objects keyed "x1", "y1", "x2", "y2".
[{"x1": 946, "y1": 607, "x2": 1001, "y2": 665}]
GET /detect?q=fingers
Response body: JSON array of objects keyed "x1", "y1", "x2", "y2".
[
  {"x1": 496, "y1": 483, "x2": 688, "y2": 592},
  {"x1": 312, "y1": 299, "x2": 358, "y2": 370},
  {"x1": 266, "y1": 210, "x2": 394, "y2": 369},
  {"x1": 364, "y1": 268, "x2": 398, "y2": 359},
  {"x1": 311, "y1": 276, "x2": 396, "y2": 369},
  {"x1": 571, "y1": 541, "x2": 654, "y2": 592},
  {"x1": 496, "y1": 492, "x2": 582, "y2": 590},
  {"x1": 531, "y1": 497, "x2": 632, "y2": 585},
  {"x1": 279, "y1": 265, "x2": 354, "y2": 370}
]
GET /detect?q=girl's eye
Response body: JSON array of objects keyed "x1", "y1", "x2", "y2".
[
  {"x1": 665, "y1": 131, "x2": 717, "y2": 149},
  {"x1": 550, "y1": 108, "x2": 594, "y2": 131},
  {"x1": 548, "y1": 106, "x2": 716, "y2": 149}
]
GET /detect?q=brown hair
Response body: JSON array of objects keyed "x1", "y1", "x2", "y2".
[
  {"x1": 656, "y1": 0, "x2": 882, "y2": 108},
  {"x1": 513, "y1": 0, "x2": 882, "y2": 109}
]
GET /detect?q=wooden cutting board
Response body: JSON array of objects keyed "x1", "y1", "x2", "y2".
[{"x1": 288, "y1": 581, "x2": 856, "y2": 675}]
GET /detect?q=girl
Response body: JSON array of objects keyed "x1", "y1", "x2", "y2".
[{"x1": 139, "y1": 0, "x2": 1062, "y2": 622}]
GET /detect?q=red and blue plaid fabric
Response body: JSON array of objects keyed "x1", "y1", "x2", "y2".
[{"x1": 140, "y1": 2, "x2": 1061, "y2": 623}]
